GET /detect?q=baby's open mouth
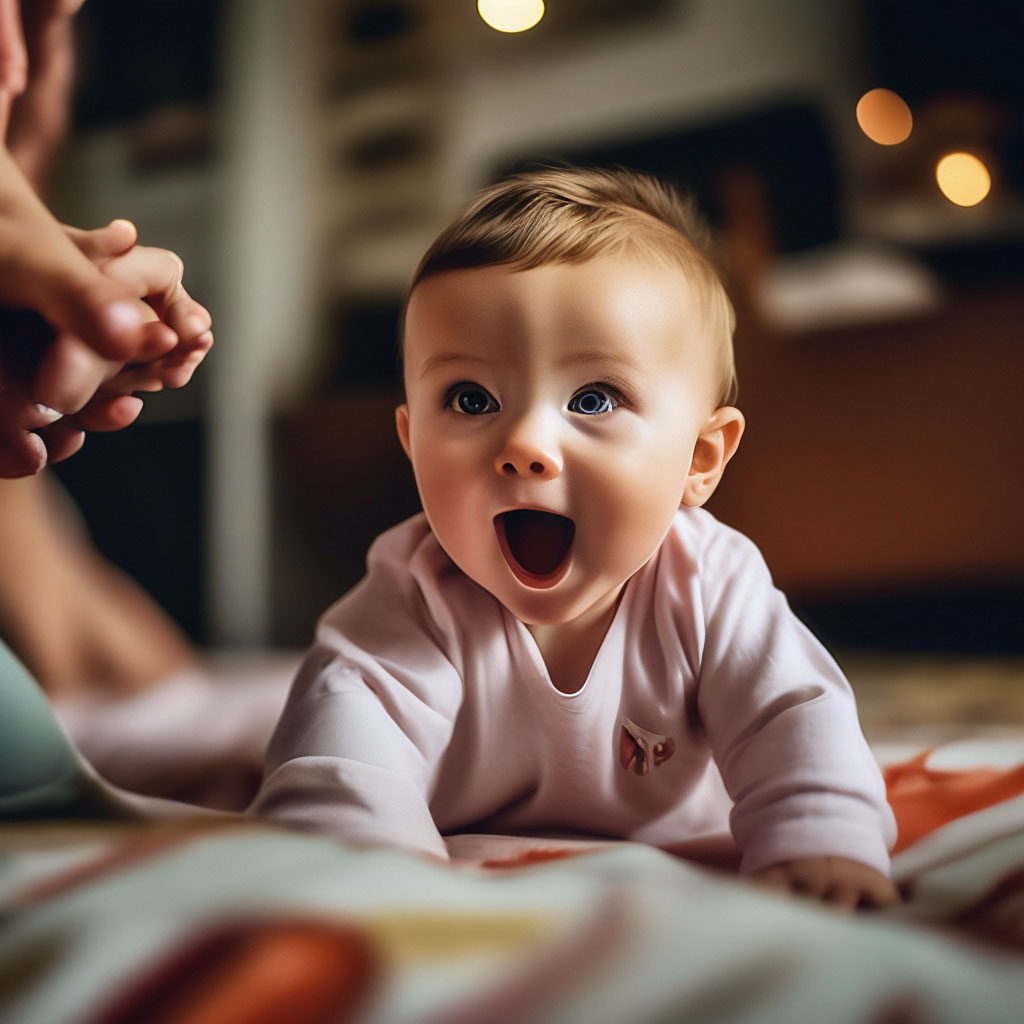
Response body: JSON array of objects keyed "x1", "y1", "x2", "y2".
[{"x1": 495, "y1": 509, "x2": 575, "y2": 588}]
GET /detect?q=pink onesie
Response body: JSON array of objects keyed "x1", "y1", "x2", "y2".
[{"x1": 251, "y1": 509, "x2": 896, "y2": 875}]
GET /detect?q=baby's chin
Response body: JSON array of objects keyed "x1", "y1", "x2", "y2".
[{"x1": 490, "y1": 573, "x2": 631, "y2": 631}]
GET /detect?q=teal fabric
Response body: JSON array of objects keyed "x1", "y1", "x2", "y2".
[
  {"x1": 0, "y1": 641, "x2": 222, "y2": 824},
  {"x1": 0, "y1": 640, "x2": 97, "y2": 817}
]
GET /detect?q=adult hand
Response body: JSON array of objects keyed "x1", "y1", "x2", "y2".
[
  {"x1": 0, "y1": 153, "x2": 157, "y2": 475},
  {"x1": 0, "y1": 3, "x2": 212, "y2": 478},
  {"x1": 67, "y1": 219, "x2": 214, "y2": 396},
  {"x1": 0, "y1": 210, "x2": 214, "y2": 476}
]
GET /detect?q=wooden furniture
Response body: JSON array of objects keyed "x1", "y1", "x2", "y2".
[{"x1": 709, "y1": 282, "x2": 1024, "y2": 598}]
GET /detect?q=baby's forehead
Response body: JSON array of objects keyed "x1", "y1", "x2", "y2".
[
  {"x1": 409, "y1": 258, "x2": 656, "y2": 329},
  {"x1": 409, "y1": 251, "x2": 700, "y2": 309},
  {"x1": 406, "y1": 258, "x2": 720, "y2": 382}
]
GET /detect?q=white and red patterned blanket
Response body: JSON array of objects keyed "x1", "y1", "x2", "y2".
[{"x1": 3, "y1": 736, "x2": 1024, "y2": 1024}]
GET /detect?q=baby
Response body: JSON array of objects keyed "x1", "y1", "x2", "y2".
[{"x1": 252, "y1": 167, "x2": 898, "y2": 908}]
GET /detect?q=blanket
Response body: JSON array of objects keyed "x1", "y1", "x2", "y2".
[{"x1": 3, "y1": 737, "x2": 1024, "y2": 1024}]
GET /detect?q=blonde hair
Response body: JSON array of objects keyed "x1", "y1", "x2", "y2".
[{"x1": 406, "y1": 166, "x2": 738, "y2": 406}]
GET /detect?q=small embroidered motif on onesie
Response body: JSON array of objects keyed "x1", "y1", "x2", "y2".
[{"x1": 618, "y1": 717, "x2": 676, "y2": 776}]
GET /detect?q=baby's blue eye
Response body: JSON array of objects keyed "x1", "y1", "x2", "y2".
[
  {"x1": 450, "y1": 385, "x2": 498, "y2": 415},
  {"x1": 568, "y1": 388, "x2": 615, "y2": 415}
]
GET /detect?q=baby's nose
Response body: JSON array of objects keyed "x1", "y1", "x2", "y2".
[
  {"x1": 498, "y1": 454, "x2": 558, "y2": 478},
  {"x1": 495, "y1": 419, "x2": 562, "y2": 480}
]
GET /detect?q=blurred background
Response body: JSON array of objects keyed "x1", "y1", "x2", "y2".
[{"x1": 46, "y1": 0, "x2": 1024, "y2": 662}]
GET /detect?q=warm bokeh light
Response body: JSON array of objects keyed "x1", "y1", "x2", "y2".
[
  {"x1": 936, "y1": 152, "x2": 992, "y2": 207},
  {"x1": 856, "y1": 88, "x2": 913, "y2": 145},
  {"x1": 477, "y1": 0, "x2": 545, "y2": 33}
]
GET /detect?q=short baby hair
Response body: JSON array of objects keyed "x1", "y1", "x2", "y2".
[{"x1": 406, "y1": 165, "x2": 738, "y2": 406}]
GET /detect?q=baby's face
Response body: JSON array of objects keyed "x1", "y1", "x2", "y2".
[{"x1": 398, "y1": 254, "x2": 721, "y2": 627}]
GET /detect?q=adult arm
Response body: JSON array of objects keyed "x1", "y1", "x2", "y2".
[
  {"x1": 0, "y1": 0, "x2": 212, "y2": 476},
  {"x1": 0, "y1": 179, "x2": 212, "y2": 475}
]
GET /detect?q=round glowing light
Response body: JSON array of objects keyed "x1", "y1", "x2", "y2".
[
  {"x1": 936, "y1": 152, "x2": 991, "y2": 207},
  {"x1": 856, "y1": 88, "x2": 913, "y2": 146},
  {"x1": 477, "y1": 0, "x2": 545, "y2": 34}
]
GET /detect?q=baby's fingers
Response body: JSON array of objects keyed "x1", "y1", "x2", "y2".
[
  {"x1": 824, "y1": 882, "x2": 863, "y2": 912},
  {"x1": 857, "y1": 873, "x2": 900, "y2": 909},
  {"x1": 751, "y1": 866, "x2": 790, "y2": 893}
]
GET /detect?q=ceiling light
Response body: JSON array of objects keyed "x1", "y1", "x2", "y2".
[
  {"x1": 936, "y1": 152, "x2": 991, "y2": 207},
  {"x1": 477, "y1": 0, "x2": 545, "y2": 34},
  {"x1": 856, "y1": 88, "x2": 913, "y2": 146}
]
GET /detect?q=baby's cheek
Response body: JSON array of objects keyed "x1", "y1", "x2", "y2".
[{"x1": 415, "y1": 460, "x2": 482, "y2": 553}]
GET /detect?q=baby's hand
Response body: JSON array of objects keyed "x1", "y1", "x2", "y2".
[{"x1": 752, "y1": 856, "x2": 899, "y2": 911}]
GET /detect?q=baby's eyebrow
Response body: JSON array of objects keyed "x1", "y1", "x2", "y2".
[
  {"x1": 418, "y1": 352, "x2": 491, "y2": 378},
  {"x1": 562, "y1": 350, "x2": 646, "y2": 376}
]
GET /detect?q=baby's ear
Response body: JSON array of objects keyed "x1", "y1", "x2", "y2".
[
  {"x1": 395, "y1": 404, "x2": 412, "y2": 460},
  {"x1": 682, "y1": 407, "x2": 744, "y2": 508}
]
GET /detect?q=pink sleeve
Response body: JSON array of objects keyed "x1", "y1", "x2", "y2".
[
  {"x1": 693, "y1": 521, "x2": 896, "y2": 876},
  {"x1": 249, "y1": 520, "x2": 462, "y2": 859}
]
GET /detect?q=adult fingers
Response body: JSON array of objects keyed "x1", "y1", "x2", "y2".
[
  {"x1": 0, "y1": 397, "x2": 47, "y2": 476},
  {"x1": 103, "y1": 328, "x2": 213, "y2": 393},
  {"x1": 104, "y1": 245, "x2": 213, "y2": 342},
  {"x1": 25, "y1": 393, "x2": 145, "y2": 453},
  {"x1": 43, "y1": 0, "x2": 88, "y2": 20},
  {"x1": 98, "y1": 363, "x2": 166, "y2": 396},
  {"x1": 0, "y1": 234, "x2": 151, "y2": 363},
  {"x1": 0, "y1": 427, "x2": 47, "y2": 477},
  {"x1": 34, "y1": 319, "x2": 176, "y2": 412},
  {"x1": 36, "y1": 418, "x2": 84, "y2": 463},
  {"x1": 94, "y1": 322, "x2": 186, "y2": 396},
  {"x1": 42, "y1": 274, "x2": 151, "y2": 362},
  {"x1": 65, "y1": 219, "x2": 138, "y2": 261},
  {"x1": 33, "y1": 332, "x2": 120, "y2": 413},
  {"x1": 159, "y1": 347, "x2": 208, "y2": 389},
  {"x1": 161, "y1": 289, "x2": 212, "y2": 346},
  {"x1": 0, "y1": 384, "x2": 64, "y2": 477},
  {"x1": 157, "y1": 329, "x2": 213, "y2": 388},
  {"x1": 104, "y1": 244, "x2": 184, "y2": 306},
  {"x1": 66, "y1": 393, "x2": 144, "y2": 432},
  {"x1": 131, "y1": 319, "x2": 179, "y2": 362},
  {"x1": 0, "y1": 148, "x2": 149, "y2": 360}
]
